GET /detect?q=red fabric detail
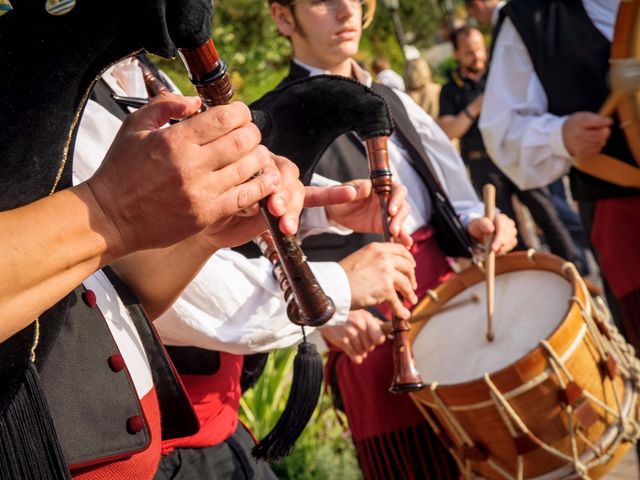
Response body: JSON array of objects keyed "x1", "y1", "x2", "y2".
[
  {"x1": 82, "y1": 290, "x2": 97, "y2": 308},
  {"x1": 590, "y1": 196, "x2": 640, "y2": 352},
  {"x1": 71, "y1": 388, "x2": 161, "y2": 480},
  {"x1": 161, "y1": 353, "x2": 243, "y2": 455},
  {"x1": 591, "y1": 196, "x2": 640, "y2": 298},
  {"x1": 108, "y1": 354, "x2": 125, "y2": 373}
]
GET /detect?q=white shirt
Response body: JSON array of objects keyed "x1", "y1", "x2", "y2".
[
  {"x1": 480, "y1": 0, "x2": 619, "y2": 190},
  {"x1": 294, "y1": 59, "x2": 484, "y2": 233},
  {"x1": 73, "y1": 71, "x2": 351, "y2": 355},
  {"x1": 491, "y1": 1, "x2": 507, "y2": 28},
  {"x1": 376, "y1": 68, "x2": 406, "y2": 92}
]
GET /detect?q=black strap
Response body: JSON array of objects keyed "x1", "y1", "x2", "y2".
[
  {"x1": 371, "y1": 84, "x2": 445, "y2": 201},
  {"x1": 90, "y1": 79, "x2": 129, "y2": 120},
  {"x1": 371, "y1": 84, "x2": 474, "y2": 256}
]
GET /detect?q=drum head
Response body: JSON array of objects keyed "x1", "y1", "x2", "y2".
[{"x1": 413, "y1": 269, "x2": 572, "y2": 385}]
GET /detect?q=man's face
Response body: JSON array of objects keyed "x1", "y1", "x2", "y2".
[
  {"x1": 454, "y1": 30, "x2": 487, "y2": 74},
  {"x1": 271, "y1": 0, "x2": 363, "y2": 71}
]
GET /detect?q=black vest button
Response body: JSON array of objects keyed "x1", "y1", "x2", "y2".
[
  {"x1": 108, "y1": 354, "x2": 125, "y2": 372},
  {"x1": 126, "y1": 415, "x2": 144, "y2": 434},
  {"x1": 82, "y1": 289, "x2": 97, "y2": 308}
]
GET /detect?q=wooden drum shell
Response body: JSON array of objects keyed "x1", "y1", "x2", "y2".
[{"x1": 408, "y1": 252, "x2": 638, "y2": 479}]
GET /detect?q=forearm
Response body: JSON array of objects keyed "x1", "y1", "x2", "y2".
[
  {"x1": 110, "y1": 234, "x2": 217, "y2": 320},
  {"x1": 0, "y1": 184, "x2": 120, "y2": 342},
  {"x1": 437, "y1": 114, "x2": 474, "y2": 140}
]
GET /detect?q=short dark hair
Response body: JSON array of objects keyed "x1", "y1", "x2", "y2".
[
  {"x1": 451, "y1": 25, "x2": 477, "y2": 50},
  {"x1": 267, "y1": 0, "x2": 377, "y2": 28}
]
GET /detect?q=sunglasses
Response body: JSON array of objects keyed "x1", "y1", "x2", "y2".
[{"x1": 290, "y1": 0, "x2": 366, "y2": 12}]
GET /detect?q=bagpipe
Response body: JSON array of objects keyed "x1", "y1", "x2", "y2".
[{"x1": 0, "y1": 0, "x2": 426, "y2": 468}]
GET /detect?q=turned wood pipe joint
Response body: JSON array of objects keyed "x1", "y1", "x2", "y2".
[{"x1": 365, "y1": 136, "x2": 425, "y2": 394}]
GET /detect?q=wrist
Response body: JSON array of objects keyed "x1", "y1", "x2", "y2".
[
  {"x1": 463, "y1": 107, "x2": 477, "y2": 122},
  {"x1": 72, "y1": 182, "x2": 129, "y2": 262}
]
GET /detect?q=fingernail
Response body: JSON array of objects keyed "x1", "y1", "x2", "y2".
[
  {"x1": 286, "y1": 216, "x2": 298, "y2": 232},
  {"x1": 271, "y1": 172, "x2": 280, "y2": 186},
  {"x1": 389, "y1": 204, "x2": 398, "y2": 215},
  {"x1": 273, "y1": 194, "x2": 286, "y2": 212}
]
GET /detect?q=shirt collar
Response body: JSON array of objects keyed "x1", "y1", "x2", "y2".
[
  {"x1": 491, "y1": 1, "x2": 507, "y2": 27},
  {"x1": 292, "y1": 58, "x2": 373, "y2": 87}
]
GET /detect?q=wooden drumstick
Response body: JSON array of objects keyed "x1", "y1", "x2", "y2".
[
  {"x1": 483, "y1": 184, "x2": 496, "y2": 342},
  {"x1": 599, "y1": 91, "x2": 623, "y2": 117},
  {"x1": 380, "y1": 294, "x2": 481, "y2": 336}
]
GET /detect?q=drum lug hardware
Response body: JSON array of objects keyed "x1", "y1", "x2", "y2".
[
  {"x1": 560, "y1": 381, "x2": 584, "y2": 406},
  {"x1": 595, "y1": 319, "x2": 612, "y2": 340},
  {"x1": 462, "y1": 442, "x2": 489, "y2": 462},
  {"x1": 514, "y1": 433, "x2": 539, "y2": 455},
  {"x1": 599, "y1": 353, "x2": 618, "y2": 380}
]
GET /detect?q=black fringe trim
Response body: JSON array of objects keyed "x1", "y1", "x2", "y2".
[
  {"x1": 252, "y1": 341, "x2": 323, "y2": 461},
  {"x1": 0, "y1": 362, "x2": 70, "y2": 480}
]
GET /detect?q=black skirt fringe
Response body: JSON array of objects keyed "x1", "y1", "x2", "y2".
[{"x1": 0, "y1": 362, "x2": 70, "y2": 480}]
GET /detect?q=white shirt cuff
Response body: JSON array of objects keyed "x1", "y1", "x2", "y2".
[
  {"x1": 299, "y1": 207, "x2": 353, "y2": 241},
  {"x1": 549, "y1": 116, "x2": 573, "y2": 160},
  {"x1": 308, "y1": 261, "x2": 350, "y2": 326}
]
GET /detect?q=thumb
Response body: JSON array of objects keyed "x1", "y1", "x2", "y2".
[
  {"x1": 303, "y1": 184, "x2": 358, "y2": 208},
  {"x1": 468, "y1": 217, "x2": 495, "y2": 240},
  {"x1": 127, "y1": 92, "x2": 202, "y2": 131},
  {"x1": 582, "y1": 112, "x2": 613, "y2": 128}
]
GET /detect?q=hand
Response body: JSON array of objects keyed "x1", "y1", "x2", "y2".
[
  {"x1": 201, "y1": 155, "x2": 358, "y2": 249},
  {"x1": 85, "y1": 95, "x2": 282, "y2": 256},
  {"x1": 320, "y1": 309, "x2": 385, "y2": 364},
  {"x1": 562, "y1": 112, "x2": 612, "y2": 157},
  {"x1": 468, "y1": 213, "x2": 518, "y2": 255},
  {"x1": 339, "y1": 242, "x2": 418, "y2": 319},
  {"x1": 325, "y1": 179, "x2": 413, "y2": 248}
]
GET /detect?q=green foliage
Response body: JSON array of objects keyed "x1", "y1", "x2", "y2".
[{"x1": 239, "y1": 349, "x2": 362, "y2": 480}]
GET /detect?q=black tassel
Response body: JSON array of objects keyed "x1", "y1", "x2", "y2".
[
  {"x1": 252, "y1": 338, "x2": 323, "y2": 461},
  {"x1": 0, "y1": 362, "x2": 70, "y2": 480}
]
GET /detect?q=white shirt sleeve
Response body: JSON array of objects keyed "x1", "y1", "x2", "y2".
[
  {"x1": 153, "y1": 248, "x2": 351, "y2": 354},
  {"x1": 395, "y1": 91, "x2": 485, "y2": 227},
  {"x1": 479, "y1": 18, "x2": 573, "y2": 190}
]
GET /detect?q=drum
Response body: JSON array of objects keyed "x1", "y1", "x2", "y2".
[
  {"x1": 408, "y1": 251, "x2": 640, "y2": 479},
  {"x1": 611, "y1": 0, "x2": 640, "y2": 167}
]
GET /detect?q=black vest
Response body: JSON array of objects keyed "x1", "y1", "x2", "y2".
[{"x1": 502, "y1": 0, "x2": 640, "y2": 200}]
